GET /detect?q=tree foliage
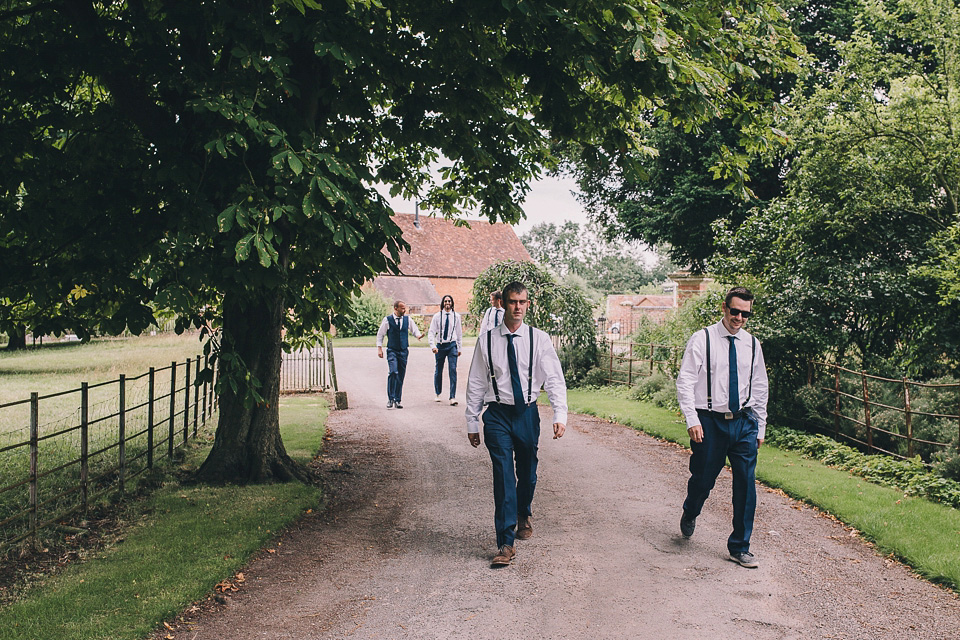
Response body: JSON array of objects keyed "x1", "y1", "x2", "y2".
[
  {"x1": 0, "y1": 0, "x2": 802, "y2": 482},
  {"x1": 520, "y1": 221, "x2": 676, "y2": 294}
]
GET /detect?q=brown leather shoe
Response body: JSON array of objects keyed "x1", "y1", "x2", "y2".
[
  {"x1": 516, "y1": 517, "x2": 533, "y2": 540},
  {"x1": 491, "y1": 545, "x2": 515, "y2": 567}
]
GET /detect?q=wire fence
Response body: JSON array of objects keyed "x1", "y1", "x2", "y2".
[{"x1": 0, "y1": 355, "x2": 217, "y2": 550}]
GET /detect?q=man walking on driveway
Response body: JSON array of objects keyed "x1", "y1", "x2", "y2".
[
  {"x1": 676, "y1": 286, "x2": 769, "y2": 568},
  {"x1": 477, "y1": 290, "x2": 503, "y2": 335},
  {"x1": 429, "y1": 295, "x2": 462, "y2": 405},
  {"x1": 376, "y1": 300, "x2": 422, "y2": 409},
  {"x1": 465, "y1": 281, "x2": 567, "y2": 568}
]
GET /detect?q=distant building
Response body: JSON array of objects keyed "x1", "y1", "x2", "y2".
[
  {"x1": 369, "y1": 212, "x2": 531, "y2": 318},
  {"x1": 600, "y1": 272, "x2": 712, "y2": 336}
]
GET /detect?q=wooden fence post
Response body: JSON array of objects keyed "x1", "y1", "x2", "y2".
[
  {"x1": 168, "y1": 361, "x2": 177, "y2": 457},
  {"x1": 627, "y1": 353, "x2": 633, "y2": 387},
  {"x1": 29, "y1": 392, "x2": 38, "y2": 545},
  {"x1": 202, "y1": 355, "x2": 208, "y2": 424},
  {"x1": 183, "y1": 358, "x2": 191, "y2": 445},
  {"x1": 903, "y1": 378, "x2": 913, "y2": 459},
  {"x1": 147, "y1": 368, "x2": 155, "y2": 469},
  {"x1": 833, "y1": 366, "x2": 841, "y2": 439},
  {"x1": 193, "y1": 356, "x2": 200, "y2": 436},
  {"x1": 118, "y1": 374, "x2": 126, "y2": 494},
  {"x1": 862, "y1": 371, "x2": 873, "y2": 451},
  {"x1": 649, "y1": 344, "x2": 655, "y2": 376},
  {"x1": 81, "y1": 383, "x2": 89, "y2": 513}
]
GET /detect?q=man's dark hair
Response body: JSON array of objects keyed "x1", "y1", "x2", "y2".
[
  {"x1": 490, "y1": 291, "x2": 501, "y2": 302},
  {"x1": 440, "y1": 294, "x2": 454, "y2": 310},
  {"x1": 724, "y1": 286, "x2": 754, "y2": 307},
  {"x1": 393, "y1": 299, "x2": 404, "y2": 310},
  {"x1": 501, "y1": 281, "x2": 528, "y2": 303}
]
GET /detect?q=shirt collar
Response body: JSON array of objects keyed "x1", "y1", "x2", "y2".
[{"x1": 499, "y1": 321, "x2": 526, "y2": 336}]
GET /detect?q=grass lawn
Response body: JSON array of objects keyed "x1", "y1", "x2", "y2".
[
  {"x1": 0, "y1": 394, "x2": 327, "y2": 640},
  {"x1": 567, "y1": 388, "x2": 960, "y2": 591}
]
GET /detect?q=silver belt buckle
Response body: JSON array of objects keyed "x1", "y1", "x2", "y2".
[{"x1": 723, "y1": 411, "x2": 734, "y2": 420}]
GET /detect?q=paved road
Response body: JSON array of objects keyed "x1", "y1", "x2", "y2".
[{"x1": 162, "y1": 346, "x2": 960, "y2": 640}]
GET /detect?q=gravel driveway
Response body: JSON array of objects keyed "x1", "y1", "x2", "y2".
[{"x1": 158, "y1": 346, "x2": 960, "y2": 639}]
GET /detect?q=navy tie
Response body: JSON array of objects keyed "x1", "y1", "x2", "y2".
[
  {"x1": 442, "y1": 313, "x2": 449, "y2": 341},
  {"x1": 728, "y1": 336, "x2": 740, "y2": 413},
  {"x1": 506, "y1": 333, "x2": 525, "y2": 414},
  {"x1": 494, "y1": 309, "x2": 501, "y2": 327}
]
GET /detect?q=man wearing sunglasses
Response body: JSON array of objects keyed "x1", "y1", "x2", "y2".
[{"x1": 676, "y1": 286, "x2": 769, "y2": 568}]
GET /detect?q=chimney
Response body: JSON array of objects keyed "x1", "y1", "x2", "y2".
[{"x1": 414, "y1": 202, "x2": 421, "y2": 229}]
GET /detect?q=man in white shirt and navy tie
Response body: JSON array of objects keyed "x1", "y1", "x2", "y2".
[
  {"x1": 676, "y1": 286, "x2": 769, "y2": 568},
  {"x1": 429, "y1": 295, "x2": 462, "y2": 405},
  {"x1": 465, "y1": 281, "x2": 567, "y2": 568},
  {"x1": 376, "y1": 300, "x2": 422, "y2": 409},
  {"x1": 477, "y1": 291, "x2": 503, "y2": 335}
]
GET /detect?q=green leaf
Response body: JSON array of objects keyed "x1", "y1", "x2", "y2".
[
  {"x1": 288, "y1": 153, "x2": 303, "y2": 175},
  {"x1": 235, "y1": 233, "x2": 255, "y2": 262},
  {"x1": 218, "y1": 205, "x2": 236, "y2": 233}
]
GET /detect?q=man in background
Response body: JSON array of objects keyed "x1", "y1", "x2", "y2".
[
  {"x1": 429, "y1": 295, "x2": 462, "y2": 405},
  {"x1": 376, "y1": 300, "x2": 422, "y2": 409}
]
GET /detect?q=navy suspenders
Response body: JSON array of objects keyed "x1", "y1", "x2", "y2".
[
  {"x1": 703, "y1": 327, "x2": 756, "y2": 417},
  {"x1": 487, "y1": 325, "x2": 534, "y2": 406}
]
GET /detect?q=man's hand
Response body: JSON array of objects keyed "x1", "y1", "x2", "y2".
[
  {"x1": 457, "y1": 350, "x2": 461, "y2": 357},
  {"x1": 432, "y1": 347, "x2": 438, "y2": 353},
  {"x1": 758, "y1": 438, "x2": 764, "y2": 448},
  {"x1": 687, "y1": 424, "x2": 704, "y2": 443},
  {"x1": 467, "y1": 432, "x2": 480, "y2": 448},
  {"x1": 377, "y1": 346, "x2": 383, "y2": 359},
  {"x1": 416, "y1": 335, "x2": 423, "y2": 341},
  {"x1": 553, "y1": 422, "x2": 565, "y2": 439}
]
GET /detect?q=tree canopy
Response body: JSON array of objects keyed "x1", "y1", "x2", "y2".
[{"x1": 0, "y1": 0, "x2": 802, "y2": 482}]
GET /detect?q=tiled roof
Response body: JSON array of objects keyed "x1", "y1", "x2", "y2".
[
  {"x1": 370, "y1": 276, "x2": 439, "y2": 307},
  {"x1": 388, "y1": 212, "x2": 531, "y2": 278}
]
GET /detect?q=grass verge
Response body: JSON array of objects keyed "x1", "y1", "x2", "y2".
[
  {"x1": 567, "y1": 388, "x2": 960, "y2": 591},
  {"x1": 0, "y1": 395, "x2": 327, "y2": 640}
]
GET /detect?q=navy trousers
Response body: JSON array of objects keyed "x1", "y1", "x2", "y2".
[
  {"x1": 385, "y1": 348, "x2": 408, "y2": 403},
  {"x1": 683, "y1": 409, "x2": 759, "y2": 554},
  {"x1": 483, "y1": 402, "x2": 540, "y2": 549},
  {"x1": 433, "y1": 342, "x2": 458, "y2": 397}
]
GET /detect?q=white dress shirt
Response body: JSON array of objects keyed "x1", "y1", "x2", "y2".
[
  {"x1": 465, "y1": 322, "x2": 568, "y2": 434},
  {"x1": 428, "y1": 310, "x2": 462, "y2": 350},
  {"x1": 375, "y1": 314, "x2": 422, "y2": 347},
  {"x1": 477, "y1": 306, "x2": 503, "y2": 336},
  {"x1": 676, "y1": 320, "x2": 769, "y2": 439}
]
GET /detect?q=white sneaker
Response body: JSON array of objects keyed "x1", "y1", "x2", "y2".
[
  {"x1": 435, "y1": 395, "x2": 442, "y2": 402},
  {"x1": 449, "y1": 398, "x2": 458, "y2": 406}
]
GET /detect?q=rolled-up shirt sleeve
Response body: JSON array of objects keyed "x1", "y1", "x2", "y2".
[
  {"x1": 465, "y1": 340, "x2": 489, "y2": 434},
  {"x1": 375, "y1": 316, "x2": 390, "y2": 347},
  {"x1": 752, "y1": 342, "x2": 769, "y2": 440},
  {"x1": 538, "y1": 336, "x2": 567, "y2": 425},
  {"x1": 676, "y1": 331, "x2": 705, "y2": 429}
]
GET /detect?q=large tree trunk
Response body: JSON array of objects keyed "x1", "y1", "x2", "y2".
[
  {"x1": 3, "y1": 325, "x2": 27, "y2": 351},
  {"x1": 195, "y1": 292, "x2": 309, "y2": 483}
]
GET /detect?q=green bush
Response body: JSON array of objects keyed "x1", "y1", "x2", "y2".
[
  {"x1": 334, "y1": 288, "x2": 390, "y2": 338},
  {"x1": 766, "y1": 426, "x2": 960, "y2": 509},
  {"x1": 582, "y1": 366, "x2": 609, "y2": 387}
]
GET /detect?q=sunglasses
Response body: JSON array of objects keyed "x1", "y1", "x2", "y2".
[{"x1": 728, "y1": 306, "x2": 752, "y2": 319}]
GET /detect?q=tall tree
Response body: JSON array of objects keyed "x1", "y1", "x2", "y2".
[
  {"x1": 0, "y1": 0, "x2": 801, "y2": 482},
  {"x1": 718, "y1": 0, "x2": 960, "y2": 381},
  {"x1": 569, "y1": 0, "x2": 858, "y2": 272}
]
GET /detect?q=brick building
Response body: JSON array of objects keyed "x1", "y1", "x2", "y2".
[
  {"x1": 370, "y1": 212, "x2": 531, "y2": 321},
  {"x1": 601, "y1": 271, "x2": 713, "y2": 336}
]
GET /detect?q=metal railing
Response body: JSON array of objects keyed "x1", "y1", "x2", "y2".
[
  {"x1": 809, "y1": 361, "x2": 959, "y2": 462},
  {"x1": 600, "y1": 341, "x2": 680, "y2": 386}
]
